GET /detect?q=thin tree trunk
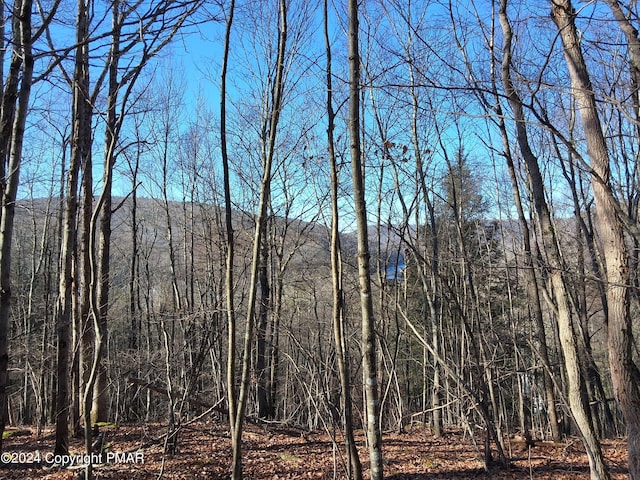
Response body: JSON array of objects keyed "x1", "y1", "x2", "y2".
[
  {"x1": 220, "y1": 0, "x2": 237, "y2": 444},
  {"x1": 347, "y1": 0, "x2": 383, "y2": 478},
  {"x1": 55, "y1": 0, "x2": 91, "y2": 453},
  {"x1": 325, "y1": 0, "x2": 362, "y2": 476},
  {"x1": 407, "y1": 73, "x2": 443, "y2": 437},
  {"x1": 93, "y1": 3, "x2": 121, "y2": 424},
  {"x1": 605, "y1": 0, "x2": 640, "y2": 121},
  {"x1": 76, "y1": 0, "x2": 94, "y2": 441},
  {"x1": 54, "y1": 139, "x2": 78, "y2": 455},
  {"x1": 82, "y1": 161, "x2": 111, "y2": 480},
  {"x1": 557, "y1": 144, "x2": 616, "y2": 437},
  {"x1": 129, "y1": 131, "x2": 141, "y2": 351},
  {"x1": 256, "y1": 220, "x2": 271, "y2": 419},
  {"x1": 78, "y1": 96, "x2": 93, "y2": 439},
  {"x1": 229, "y1": 0, "x2": 286, "y2": 477}
]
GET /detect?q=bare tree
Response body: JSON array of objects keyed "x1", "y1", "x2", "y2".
[
  {"x1": 325, "y1": 0, "x2": 362, "y2": 476},
  {"x1": 228, "y1": 0, "x2": 287, "y2": 476},
  {"x1": 220, "y1": 0, "x2": 237, "y2": 449},
  {"x1": 494, "y1": 0, "x2": 562, "y2": 443},
  {"x1": 499, "y1": 2, "x2": 609, "y2": 478},
  {"x1": 551, "y1": 2, "x2": 640, "y2": 478},
  {"x1": 53, "y1": 0, "x2": 91, "y2": 453},
  {"x1": 0, "y1": 0, "x2": 37, "y2": 450},
  {"x1": 347, "y1": 0, "x2": 383, "y2": 478}
]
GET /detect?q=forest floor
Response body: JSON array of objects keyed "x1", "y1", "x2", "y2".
[{"x1": 0, "y1": 422, "x2": 629, "y2": 479}]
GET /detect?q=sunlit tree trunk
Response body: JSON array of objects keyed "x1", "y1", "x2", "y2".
[
  {"x1": 496, "y1": 0, "x2": 561, "y2": 442},
  {"x1": 556, "y1": 135, "x2": 616, "y2": 438},
  {"x1": 256, "y1": 219, "x2": 271, "y2": 419},
  {"x1": 325, "y1": 0, "x2": 362, "y2": 476},
  {"x1": 55, "y1": 0, "x2": 91, "y2": 454},
  {"x1": 604, "y1": 0, "x2": 640, "y2": 308},
  {"x1": 229, "y1": 0, "x2": 286, "y2": 477},
  {"x1": 92, "y1": 0, "x2": 122, "y2": 426},
  {"x1": 78, "y1": 44, "x2": 94, "y2": 447},
  {"x1": 347, "y1": 0, "x2": 383, "y2": 478},
  {"x1": 220, "y1": 0, "x2": 237, "y2": 445},
  {"x1": 605, "y1": 0, "x2": 640, "y2": 121},
  {"x1": 499, "y1": 3, "x2": 610, "y2": 478},
  {"x1": 552, "y1": 2, "x2": 640, "y2": 478}
]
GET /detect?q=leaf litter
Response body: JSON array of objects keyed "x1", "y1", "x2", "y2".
[{"x1": 0, "y1": 423, "x2": 628, "y2": 479}]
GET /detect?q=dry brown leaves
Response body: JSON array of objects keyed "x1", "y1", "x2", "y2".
[{"x1": 0, "y1": 423, "x2": 629, "y2": 479}]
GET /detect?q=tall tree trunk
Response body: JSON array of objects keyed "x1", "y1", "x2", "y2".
[
  {"x1": 603, "y1": 1, "x2": 640, "y2": 303},
  {"x1": 229, "y1": 0, "x2": 286, "y2": 477},
  {"x1": 76, "y1": 0, "x2": 94, "y2": 440},
  {"x1": 54, "y1": 126, "x2": 78, "y2": 456},
  {"x1": 93, "y1": 2, "x2": 121, "y2": 425},
  {"x1": 0, "y1": 0, "x2": 33, "y2": 449},
  {"x1": 501, "y1": 3, "x2": 610, "y2": 478},
  {"x1": 496, "y1": 1, "x2": 561, "y2": 442},
  {"x1": 605, "y1": 0, "x2": 640, "y2": 123},
  {"x1": 325, "y1": 0, "x2": 362, "y2": 476},
  {"x1": 55, "y1": 0, "x2": 91, "y2": 454},
  {"x1": 78, "y1": 97, "x2": 94, "y2": 437},
  {"x1": 82, "y1": 169, "x2": 108, "y2": 480},
  {"x1": 407, "y1": 60, "x2": 443, "y2": 437},
  {"x1": 500, "y1": 131, "x2": 562, "y2": 442},
  {"x1": 557, "y1": 141, "x2": 616, "y2": 437},
  {"x1": 551, "y1": 2, "x2": 640, "y2": 477},
  {"x1": 347, "y1": 0, "x2": 383, "y2": 478},
  {"x1": 220, "y1": 0, "x2": 237, "y2": 445}
]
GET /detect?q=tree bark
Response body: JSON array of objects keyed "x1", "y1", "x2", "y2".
[
  {"x1": 220, "y1": 0, "x2": 237, "y2": 444},
  {"x1": 92, "y1": 0, "x2": 122, "y2": 426},
  {"x1": 496, "y1": 0, "x2": 561, "y2": 443},
  {"x1": 0, "y1": 0, "x2": 33, "y2": 450},
  {"x1": 325, "y1": 0, "x2": 362, "y2": 476},
  {"x1": 551, "y1": 2, "x2": 640, "y2": 478},
  {"x1": 256, "y1": 220, "x2": 271, "y2": 419},
  {"x1": 347, "y1": 0, "x2": 383, "y2": 478},
  {"x1": 604, "y1": 0, "x2": 640, "y2": 121},
  {"x1": 499, "y1": 2, "x2": 610, "y2": 478},
  {"x1": 229, "y1": 0, "x2": 287, "y2": 477},
  {"x1": 55, "y1": 0, "x2": 91, "y2": 454}
]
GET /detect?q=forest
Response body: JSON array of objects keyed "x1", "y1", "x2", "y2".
[{"x1": 0, "y1": 0, "x2": 639, "y2": 479}]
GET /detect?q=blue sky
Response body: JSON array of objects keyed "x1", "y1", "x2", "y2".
[{"x1": 16, "y1": 0, "x2": 603, "y2": 229}]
